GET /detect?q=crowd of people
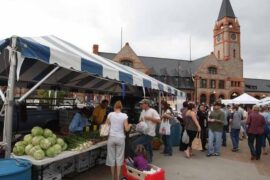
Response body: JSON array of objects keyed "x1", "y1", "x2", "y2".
[{"x1": 68, "y1": 97, "x2": 270, "y2": 180}]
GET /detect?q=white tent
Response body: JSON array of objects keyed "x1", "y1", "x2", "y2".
[
  {"x1": 221, "y1": 99, "x2": 233, "y2": 105},
  {"x1": 232, "y1": 93, "x2": 259, "y2": 104},
  {"x1": 257, "y1": 97, "x2": 270, "y2": 106}
]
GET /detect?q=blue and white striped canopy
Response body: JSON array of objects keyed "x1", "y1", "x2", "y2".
[{"x1": 0, "y1": 36, "x2": 185, "y2": 97}]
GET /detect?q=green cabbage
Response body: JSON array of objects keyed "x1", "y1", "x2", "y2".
[
  {"x1": 40, "y1": 138, "x2": 52, "y2": 150},
  {"x1": 62, "y1": 143, "x2": 68, "y2": 151},
  {"x1": 46, "y1": 146, "x2": 56, "y2": 157},
  {"x1": 33, "y1": 149, "x2": 45, "y2": 160},
  {"x1": 56, "y1": 138, "x2": 65, "y2": 147},
  {"x1": 31, "y1": 126, "x2": 44, "y2": 136},
  {"x1": 52, "y1": 134, "x2": 57, "y2": 139},
  {"x1": 25, "y1": 144, "x2": 33, "y2": 155},
  {"x1": 23, "y1": 134, "x2": 33, "y2": 144},
  {"x1": 13, "y1": 145, "x2": 25, "y2": 156},
  {"x1": 43, "y1": 129, "x2": 53, "y2": 138},
  {"x1": 15, "y1": 141, "x2": 27, "y2": 147},
  {"x1": 47, "y1": 137, "x2": 56, "y2": 145},
  {"x1": 53, "y1": 144, "x2": 62, "y2": 154},
  {"x1": 32, "y1": 136, "x2": 45, "y2": 146},
  {"x1": 29, "y1": 145, "x2": 41, "y2": 156}
]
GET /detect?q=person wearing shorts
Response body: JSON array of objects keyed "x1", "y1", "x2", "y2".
[{"x1": 106, "y1": 100, "x2": 131, "y2": 180}]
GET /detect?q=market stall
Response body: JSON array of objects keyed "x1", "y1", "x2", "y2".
[{"x1": 0, "y1": 35, "x2": 186, "y2": 179}]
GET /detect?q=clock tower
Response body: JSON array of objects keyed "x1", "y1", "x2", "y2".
[{"x1": 214, "y1": 0, "x2": 241, "y2": 61}]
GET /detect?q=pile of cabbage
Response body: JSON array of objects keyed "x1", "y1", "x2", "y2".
[{"x1": 13, "y1": 126, "x2": 68, "y2": 160}]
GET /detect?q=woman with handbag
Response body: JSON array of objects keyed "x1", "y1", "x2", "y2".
[
  {"x1": 160, "y1": 101, "x2": 174, "y2": 156},
  {"x1": 105, "y1": 100, "x2": 131, "y2": 180},
  {"x1": 183, "y1": 102, "x2": 201, "y2": 158}
]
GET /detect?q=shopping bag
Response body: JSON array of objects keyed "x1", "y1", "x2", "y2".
[
  {"x1": 100, "y1": 123, "x2": 110, "y2": 137},
  {"x1": 192, "y1": 133, "x2": 202, "y2": 151},
  {"x1": 136, "y1": 121, "x2": 149, "y2": 134},
  {"x1": 159, "y1": 120, "x2": 171, "y2": 135},
  {"x1": 181, "y1": 129, "x2": 189, "y2": 144}
]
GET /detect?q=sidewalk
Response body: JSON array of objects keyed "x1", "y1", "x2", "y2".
[{"x1": 67, "y1": 136, "x2": 270, "y2": 180}]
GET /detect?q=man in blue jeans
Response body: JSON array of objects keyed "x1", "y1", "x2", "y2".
[
  {"x1": 230, "y1": 104, "x2": 243, "y2": 152},
  {"x1": 207, "y1": 101, "x2": 224, "y2": 157},
  {"x1": 132, "y1": 99, "x2": 160, "y2": 163}
]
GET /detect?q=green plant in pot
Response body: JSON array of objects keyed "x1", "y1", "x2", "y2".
[{"x1": 152, "y1": 136, "x2": 162, "y2": 150}]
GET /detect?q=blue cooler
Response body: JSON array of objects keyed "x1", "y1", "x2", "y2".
[
  {"x1": 0, "y1": 158, "x2": 32, "y2": 180},
  {"x1": 170, "y1": 123, "x2": 182, "y2": 146}
]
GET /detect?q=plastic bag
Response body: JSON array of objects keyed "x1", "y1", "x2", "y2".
[
  {"x1": 182, "y1": 129, "x2": 189, "y2": 144},
  {"x1": 136, "y1": 121, "x2": 149, "y2": 134},
  {"x1": 192, "y1": 133, "x2": 202, "y2": 150},
  {"x1": 100, "y1": 123, "x2": 110, "y2": 137},
  {"x1": 159, "y1": 120, "x2": 171, "y2": 135}
]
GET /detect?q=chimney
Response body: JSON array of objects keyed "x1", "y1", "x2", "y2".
[{"x1": 93, "y1": 44, "x2": 99, "y2": 54}]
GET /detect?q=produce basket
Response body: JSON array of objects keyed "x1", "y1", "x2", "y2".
[{"x1": 122, "y1": 162, "x2": 165, "y2": 180}]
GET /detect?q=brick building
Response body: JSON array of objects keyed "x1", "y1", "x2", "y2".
[{"x1": 97, "y1": 0, "x2": 270, "y2": 105}]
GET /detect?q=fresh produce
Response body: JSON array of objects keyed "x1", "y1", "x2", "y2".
[
  {"x1": 12, "y1": 127, "x2": 67, "y2": 160},
  {"x1": 13, "y1": 145, "x2": 25, "y2": 156},
  {"x1": 25, "y1": 144, "x2": 33, "y2": 155},
  {"x1": 33, "y1": 149, "x2": 45, "y2": 160},
  {"x1": 40, "y1": 138, "x2": 52, "y2": 149},
  {"x1": 23, "y1": 134, "x2": 33, "y2": 144},
  {"x1": 32, "y1": 136, "x2": 44, "y2": 146},
  {"x1": 64, "y1": 134, "x2": 93, "y2": 151},
  {"x1": 43, "y1": 129, "x2": 53, "y2": 138},
  {"x1": 31, "y1": 126, "x2": 44, "y2": 136}
]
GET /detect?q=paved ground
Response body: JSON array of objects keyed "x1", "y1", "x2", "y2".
[{"x1": 65, "y1": 136, "x2": 270, "y2": 180}]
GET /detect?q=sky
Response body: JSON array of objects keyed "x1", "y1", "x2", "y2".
[{"x1": 1, "y1": 0, "x2": 270, "y2": 79}]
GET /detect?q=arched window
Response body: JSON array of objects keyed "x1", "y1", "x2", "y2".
[
  {"x1": 208, "y1": 67, "x2": 217, "y2": 74},
  {"x1": 121, "y1": 60, "x2": 133, "y2": 67},
  {"x1": 233, "y1": 49, "x2": 236, "y2": 58},
  {"x1": 209, "y1": 94, "x2": 216, "y2": 105},
  {"x1": 200, "y1": 94, "x2": 207, "y2": 104},
  {"x1": 219, "y1": 94, "x2": 225, "y2": 99}
]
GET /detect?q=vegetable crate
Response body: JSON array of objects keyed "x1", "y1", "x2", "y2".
[
  {"x1": 75, "y1": 152, "x2": 90, "y2": 172},
  {"x1": 122, "y1": 163, "x2": 165, "y2": 180}
]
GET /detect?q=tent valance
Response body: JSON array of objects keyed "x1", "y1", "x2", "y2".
[{"x1": 0, "y1": 36, "x2": 184, "y2": 97}]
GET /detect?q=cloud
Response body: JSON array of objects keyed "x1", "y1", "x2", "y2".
[{"x1": 0, "y1": 0, "x2": 269, "y2": 79}]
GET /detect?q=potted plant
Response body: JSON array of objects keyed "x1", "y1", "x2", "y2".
[{"x1": 152, "y1": 136, "x2": 162, "y2": 150}]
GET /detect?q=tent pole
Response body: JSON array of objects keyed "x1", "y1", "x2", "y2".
[
  {"x1": 3, "y1": 37, "x2": 17, "y2": 157},
  {"x1": 158, "y1": 91, "x2": 161, "y2": 115},
  {"x1": 17, "y1": 66, "x2": 60, "y2": 103},
  {"x1": 0, "y1": 89, "x2": 6, "y2": 102}
]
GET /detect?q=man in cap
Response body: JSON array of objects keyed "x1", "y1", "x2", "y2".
[
  {"x1": 132, "y1": 98, "x2": 161, "y2": 162},
  {"x1": 207, "y1": 101, "x2": 225, "y2": 157}
]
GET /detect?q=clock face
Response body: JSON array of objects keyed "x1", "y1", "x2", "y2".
[
  {"x1": 216, "y1": 34, "x2": 221, "y2": 42},
  {"x1": 231, "y1": 33, "x2": 237, "y2": 40}
]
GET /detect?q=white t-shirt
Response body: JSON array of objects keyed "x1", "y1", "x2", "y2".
[
  {"x1": 108, "y1": 112, "x2": 128, "y2": 138},
  {"x1": 139, "y1": 108, "x2": 160, "y2": 137}
]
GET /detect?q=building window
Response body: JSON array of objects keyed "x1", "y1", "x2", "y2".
[
  {"x1": 186, "y1": 93, "x2": 191, "y2": 101},
  {"x1": 209, "y1": 94, "x2": 216, "y2": 105},
  {"x1": 208, "y1": 67, "x2": 217, "y2": 74},
  {"x1": 121, "y1": 60, "x2": 133, "y2": 67},
  {"x1": 233, "y1": 49, "x2": 236, "y2": 58},
  {"x1": 200, "y1": 94, "x2": 207, "y2": 103},
  {"x1": 219, "y1": 80, "x2": 225, "y2": 89},
  {"x1": 210, "y1": 80, "x2": 216, "y2": 88},
  {"x1": 218, "y1": 51, "x2": 220, "y2": 59},
  {"x1": 200, "y1": 79, "x2": 207, "y2": 88},
  {"x1": 231, "y1": 81, "x2": 241, "y2": 87},
  {"x1": 219, "y1": 94, "x2": 225, "y2": 99}
]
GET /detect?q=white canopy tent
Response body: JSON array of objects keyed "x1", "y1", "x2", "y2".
[
  {"x1": 257, "y1": 97, "x2": 270, "y2": 106},
  {"x1": 231, "y1": 93, "x2": 259, "y2": 104},
  {"x1": 0, "y1": 36, "x2": 186, "y2": 157}
]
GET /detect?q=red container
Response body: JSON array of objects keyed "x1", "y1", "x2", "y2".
[{"x1": 122, "y1": 163, "x2": 165, "y2": 180}]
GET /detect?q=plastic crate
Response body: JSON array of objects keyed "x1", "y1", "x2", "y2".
[
  {"x1": 122, "y1": 163, "x2": 165, "y2": 180},
  {"x1": 75, "y1": 152, "x2": 90, "y2": 172},
  {"x1": 61, "y1": 157, "x2": 75, "y2": 176},
  {"x1": 89, "y1": 149, "x2": 101, "y2": 168},
  {"x1": 39, "y1": 170, "x2": 61, "y2": 180}
]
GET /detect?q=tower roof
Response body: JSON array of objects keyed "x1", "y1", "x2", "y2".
[{"x1": 217, "y1": 0, "x2": 236, "y2": 20}]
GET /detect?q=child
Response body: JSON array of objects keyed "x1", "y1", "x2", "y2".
[{"x1": 133, "y1": 144, "x2": 150, "y2": 171}]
